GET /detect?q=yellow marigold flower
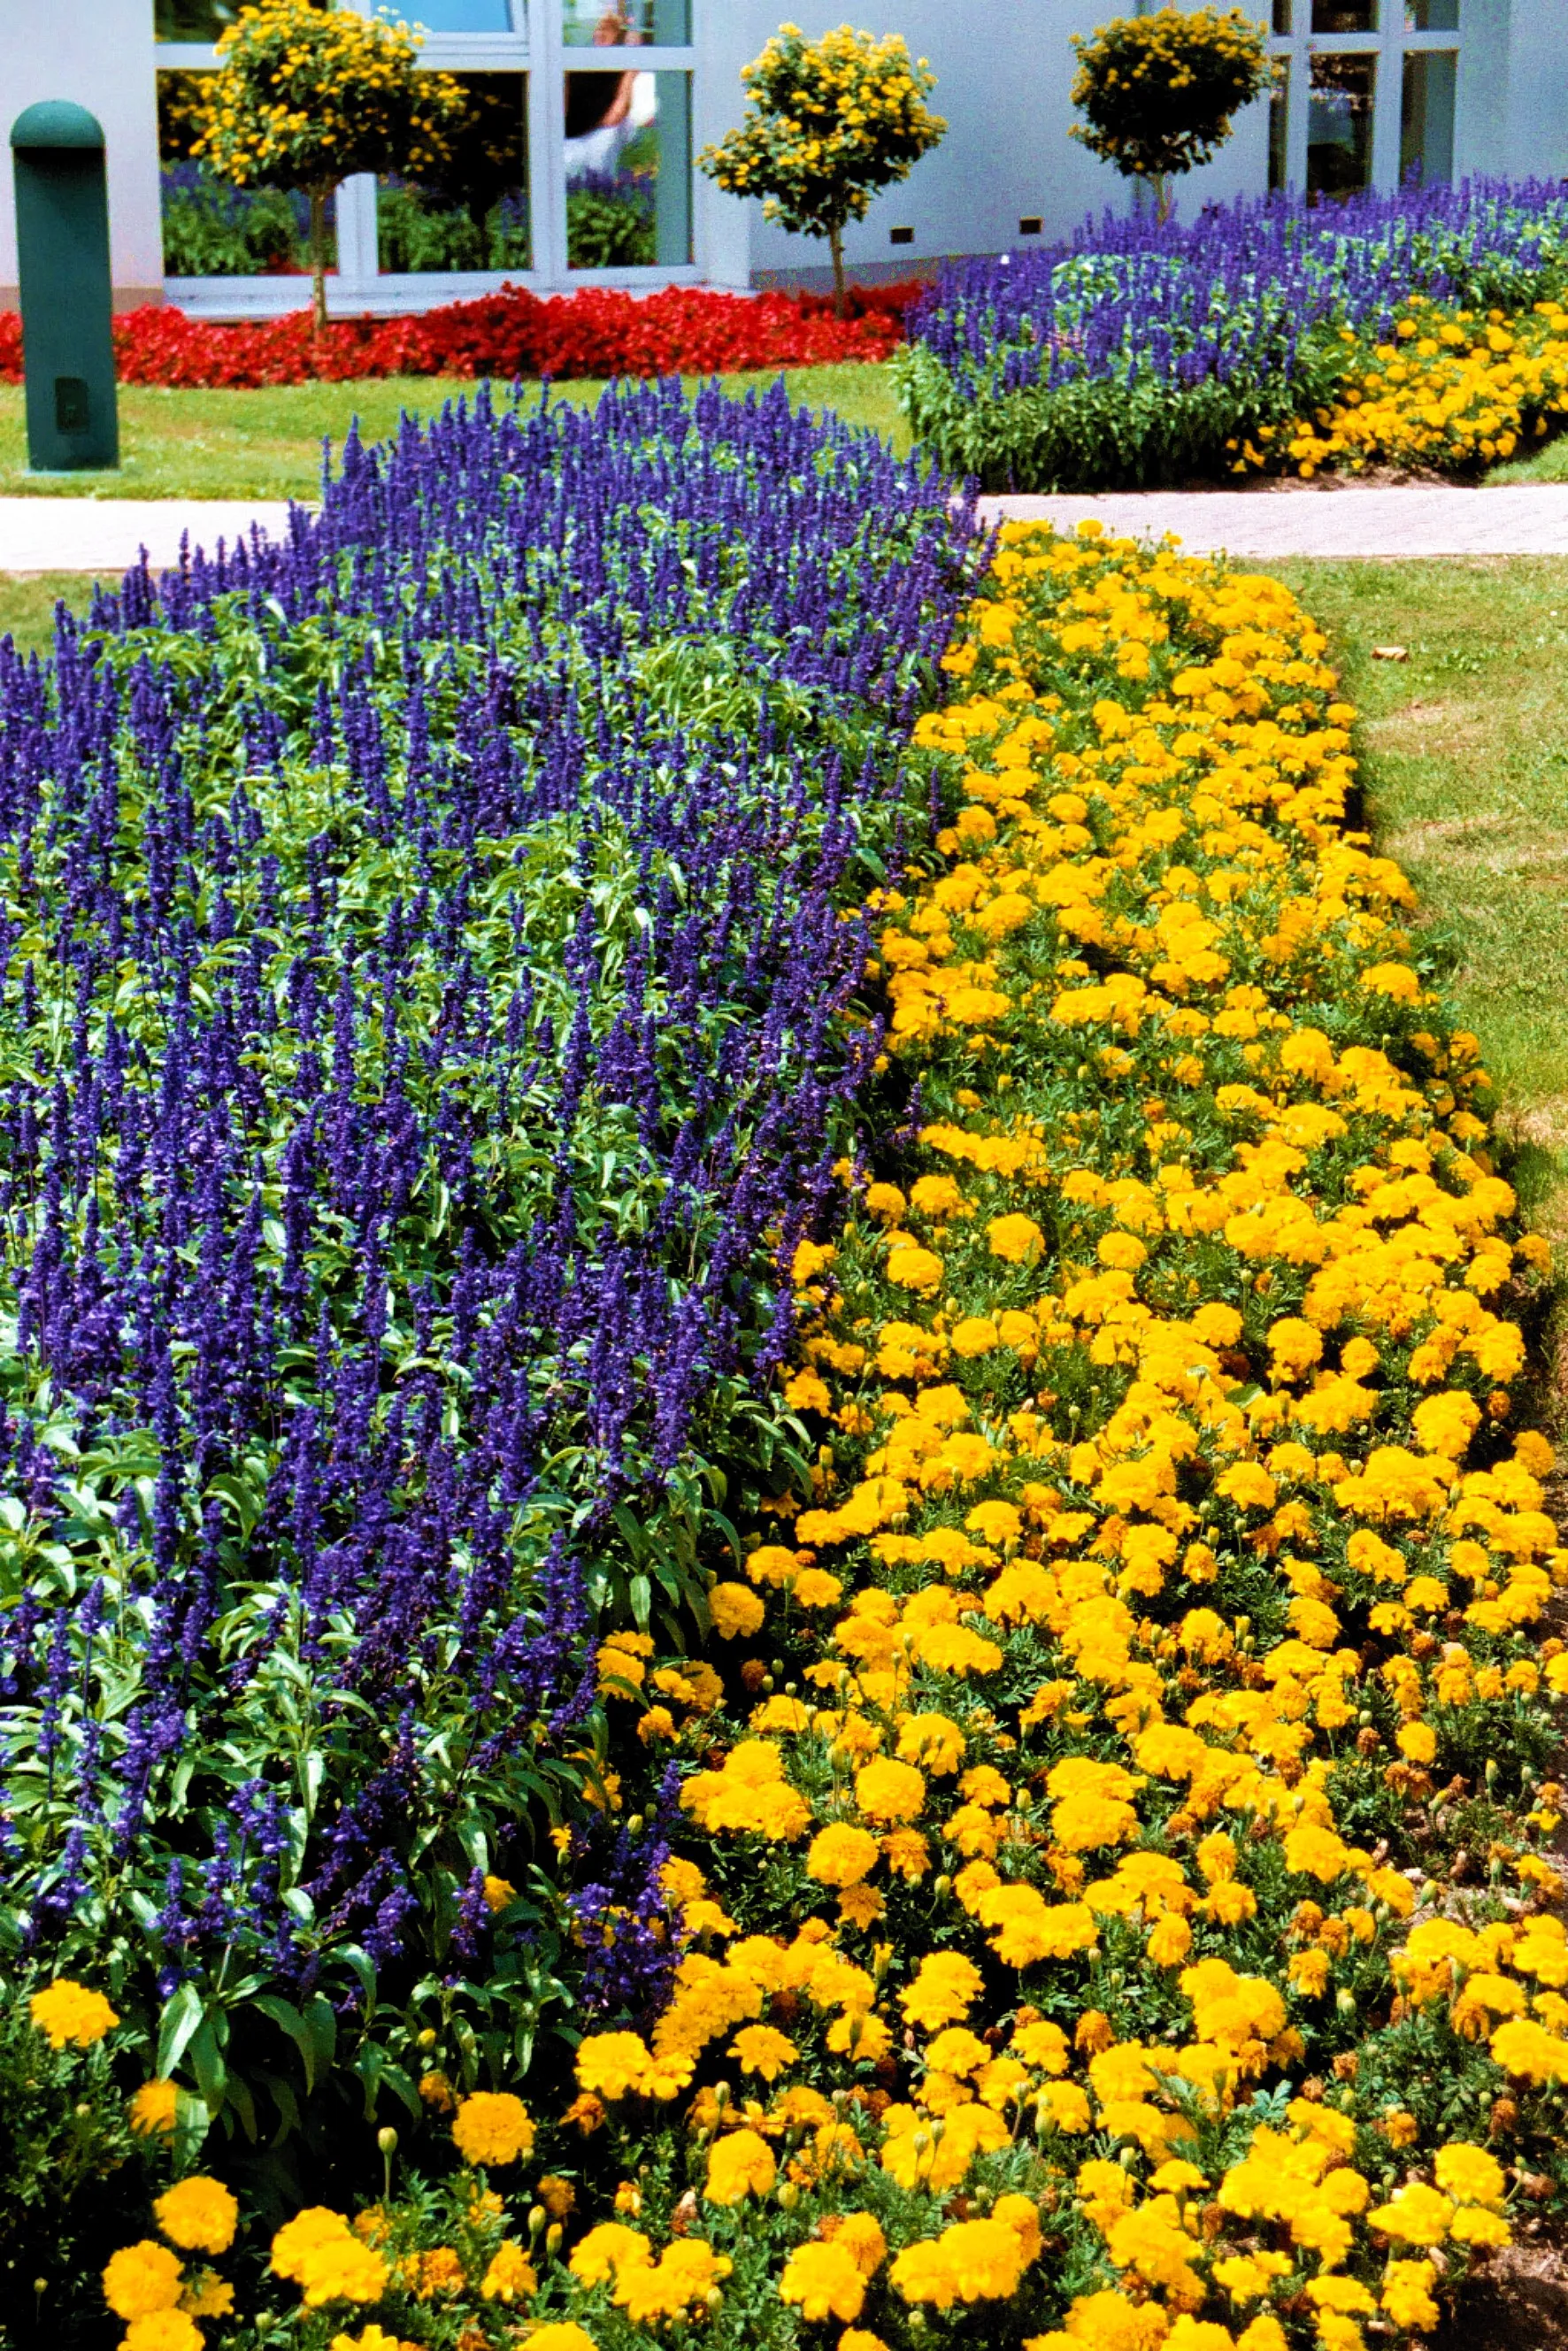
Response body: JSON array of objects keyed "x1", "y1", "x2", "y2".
[
  {"x1": 806, "y1": 1822, "x2": 880, "y2": 1886},
  {"x1": 780, "y1": 2238, "x2": 868, "y2": 2322},
  {"x1": 128, "y1": 2078, "x2": 180, "y2": 2135},
  {"x1": 704, "y1": 2126, "x2": 777, "y2": 2204},
  {"x1": 854, "y1": 1756, "x2": 926, "y2": 1822},
  {"x1": 890, "y1": 2212, "x2": 1035, "y2": 2305},
  {"x1": 517, "y1": 2330, "x2": 601, "y2": 2351},
  {"x1": 900, "y1": 1949, "x2": 983, "y2": 2028},
  {"x1": 710, "y1": 1579, "x2": 766, "y2": 1638},
  {"x1": 451, "y1": 2091, "x2": 534, "y2": 2167},
  {"x1": 1433, "y1": 2142, "x2": 1506, "y2": 2206},
  {"x1": 730, "y1": 2024, "x2": 798, "y2": 2081},
  {"x1": 480, "y1": 2241, "x2": 537, "y2": 2302},
  {"x1": 569, "y1": 2222, "x2": 652, "y2": 2285},
  {"x1": 104, "y1": 2242, "x2": 185, "y2": 2321},
  {"x1": 1367, "y1": 2180, "x2": 1454, "y2": 2245},
  {"x1": 123, "y1": 2315, "x2": 204, "y2": 2351},
  {"x1": 30, "y1": 1978, "x2": 119, "y2": 2049},
  {"x1": 154, "y1": 2176, "x2": 239, "y2": 2255},
  {"x1": 987, "y1": 1212, "x2": 1044, "y2": 1263}
]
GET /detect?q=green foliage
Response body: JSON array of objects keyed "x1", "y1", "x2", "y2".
[
  {"x1": 0, "y1": 1984, "x2": 162, "y2": 2344},
  {"x1": 699, "y1": 23, "x2": 945, "y2": 309},
  {"x1": 565, "y1": 185, "x2": 656, "y2": 270},
  {"x1": 1070, "y1": 7, "x2": 1276, "y2": 196}
]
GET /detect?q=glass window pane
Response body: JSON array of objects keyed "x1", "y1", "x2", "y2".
[
  {"x1": 563, "y1": 1, "x2": 691, "y2": 47},
  {"x1": 158, "y1": 71, "x2": 334, "y2": 276},
  {"x1": 378, "y1": 72, "x2": 529, "y2": 273},
  {"x1": 1269, "y1": 58, "x2": 1291, "y2": 190},
  {"x1": 565, "y1": 67, "x2": 690, "y2": 268},
  {"x1": 1312, "y1": 0, "x2": 1377, "y2": 27},
  {"x1": 1307, "y1": 52, "x2": 1376, "y2": 196},
  {"x1": 1402, "y1": 49, "x2": 1457, "y2": 181},
  {"x1": 1272, "y1": 0, "x2": 1293, "y2": 30},
  {"x1": 1406, "y1": 0, "x2": 1459, "y2": 24},
  {"x1": 387, "y1": 0, "x2": 515, "y2": 28},
  {"x1": 155, "y1": 0, "x2": 242, "y2": 36}
]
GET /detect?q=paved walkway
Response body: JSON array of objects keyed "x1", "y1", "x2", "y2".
[
  {"x1": 0, "y1": 497, "x2": 300, "y2": 574},
  {"x1": 979, "y1": 483, "x2": 1568, "y2": 558},
  {"x1": 4, "y1": 483, "x2": 1568, "y2": 575}
]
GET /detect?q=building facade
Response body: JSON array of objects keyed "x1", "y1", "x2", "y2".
[{"x1": 2, "y1": 0, "x2": 1564, "y2": 315}]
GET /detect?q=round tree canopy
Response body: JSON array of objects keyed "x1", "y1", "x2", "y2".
[{"x1": 11, "y1": 101, "x2": 106, "y2": 151}]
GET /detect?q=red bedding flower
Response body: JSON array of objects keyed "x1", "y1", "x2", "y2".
[{"x1": 0, "y1": 281, "x2": 917, "y2": 392}]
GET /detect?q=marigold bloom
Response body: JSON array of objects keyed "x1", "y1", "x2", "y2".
[
  {"x1": 806, "y1": 1822, "x2": 880, "y2": 1886},
  {"x1": 154, "y1": 2176, "x2": 240, "y2": 2254},
  {"x1": 451, "y1": 2092, "x2": 534, "y2": 2167},
  {"x1": 704, "y1": 2126, "x2": 777, "y2": 2204},
  {"x1": 104, "y1": 2242, "x2": 185, "y2": 2321},
  {"x1": 780, "y1": 2238, "x2": 868, "y2": 2321},
  {"x1": 128, "y1": 2079, "x2": 180, "y2": 2136},
  {"x1": 30, "y1": 1978, "x2": 119, "y2": 2049}
]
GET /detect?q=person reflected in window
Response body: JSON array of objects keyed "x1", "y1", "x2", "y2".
[{"x1": 565, "y1": 7, "x2": 644, "y2": 178}]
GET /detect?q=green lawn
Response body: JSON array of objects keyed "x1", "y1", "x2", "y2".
[
  {"x1": 0, "y1": 364, "x2": 909, "y2": 503},
  {"x1": 1252, "y1": 557, "x2": 1568, "y2": 1231}
]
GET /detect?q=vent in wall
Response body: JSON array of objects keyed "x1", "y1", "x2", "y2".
[
  {"x1": 889, "y1": 226, "x2": 914, "y2": 245},
  {"x1": 1018, "y1": 216, "x2": 1042, "y2": 235}
]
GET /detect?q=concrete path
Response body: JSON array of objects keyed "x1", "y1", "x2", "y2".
[
  {"x1": 3, "y1": 483, "x2": 1568, "y2": 576},
  {"x1": 0, "y1": 497, "x2": 301, "y2": 574},
  {"x1": 978, "y1": 483, "x2": 1568, "y2": 558}
]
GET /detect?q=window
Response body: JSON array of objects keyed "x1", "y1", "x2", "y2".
[
  {"x1": 378, "y1": 73, "x2": 529, "y2": 273},
  {"x1": 1308, "y1": 53, "x2": 1377, "y2": 195},
  {"x1": 158, "y1": 69, "x2": 333, "y2": 277},
  {"x1": 1270, "y1": 0, "x2": 1461, "y2": 195},
  {"x1": 156, "y1": 0, "x2": 703, "y2": 299},
  {"x1": 1402, "y1": 49, "x2": 1457, "y2": 181}
]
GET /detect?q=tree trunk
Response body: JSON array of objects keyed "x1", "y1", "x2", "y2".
[
  {"x1": 309, "y1": 186, "x2": 330, "y2": 338},
  {"x1": 1154, "y1": 173, "x2": 1172, "y2": 227},
  {"x1": 828, "y1": 221, "x2": 846, "y2": 320}
]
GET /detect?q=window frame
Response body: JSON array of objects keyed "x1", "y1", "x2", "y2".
[
  {"x1": 1268, "y1": 4, "x2": 1463, "y2": 194},
  {"x1": 156, "y1": 0, "x2": 704, "y2": 311}
]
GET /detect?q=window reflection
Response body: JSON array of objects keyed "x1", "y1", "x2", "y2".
[
  {"x1": 379, "y1": 72, "x2": 529, "y2": 273},
  {"x1": 1311, "y1": 1, "x2": 1377, "y2": 27},
  {"x1": 154, "y1": 0, "x2": 242, "y2": 36},
  {"x1": 1307, "y1": 52, "x2": 1376, "y2": 196},
  {"x1": 1401, "y1": 50, "x2": 1457, "y2": 181},
  {"x1": 1406, "y1": 0, "x2": 1459, "y2": 24},
  {"x1": 562, "y1": 0, "x2": 691, "y2": 43},
  {"x1": 158, "y1": 70, "x2": 334, "y2": 275},
  {"x1": 565, "y1": 68, "x2": 690, "y2": 267}
]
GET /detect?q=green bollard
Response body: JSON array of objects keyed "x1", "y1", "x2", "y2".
[{"x1": 10, "y1": 101, "x2": 119, "y2": 473}]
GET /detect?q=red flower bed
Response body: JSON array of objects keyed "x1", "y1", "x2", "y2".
[{"x1": 0, "y1": 280, "x2": 917, "y2": 392}]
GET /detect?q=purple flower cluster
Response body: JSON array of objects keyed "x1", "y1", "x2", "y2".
[
  {"x1": 911, "y1": 178, "x2": 1568, "y2": 400},
  {"x1": 0, "y1": 380, "x2": 977, "y2": 2108}
]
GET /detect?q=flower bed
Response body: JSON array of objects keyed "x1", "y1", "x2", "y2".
[
  {"x1": 0, "y1": 280, "x2": 916, "y2": 392},
  {"x1": 898, "y1": 180, "x2": 1568, "y2": 488},
  {"x1": 0, "y1": 381, "x2": 978, "y2": 2309},
  {"x1": 82, "y1": 521, "x2": 1568, "y2": 2347}
]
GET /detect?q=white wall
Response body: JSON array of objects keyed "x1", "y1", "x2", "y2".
[{"x1": 0, "y1": 0, "x2": 165, "y2": 305}]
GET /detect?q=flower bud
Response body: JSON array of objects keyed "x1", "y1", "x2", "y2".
[{"x1": 377, "y1": 2125, "x2": 398, "y2": 2155}]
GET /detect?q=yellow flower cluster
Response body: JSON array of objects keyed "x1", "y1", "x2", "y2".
[
  {"x1": 27, "y1": 1976, "x2": 119, "y2": 2049},
  {"x1": 1234, "y1": 298, "x2": 1568, "y2": 477},
  {"x1": 102, "y1": 2174, "x2": 237, "y2": 2349},
  {"x1": 699, "y1": 23, "x2": 945, "y2": 237},
  {"x1": 549, "y1": 519, "x2": 1564, "y2": 2345}
]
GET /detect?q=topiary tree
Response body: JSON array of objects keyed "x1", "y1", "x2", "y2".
[
  {"x1": 1071, "y1": 7, "x2": 1275, "y2": 225},
  {"x1": 699, "y1": 23, "x2": 945, "y2": 318},
  {"x1": 194, "y1": 0, "x2": 464, "y2": 333}
]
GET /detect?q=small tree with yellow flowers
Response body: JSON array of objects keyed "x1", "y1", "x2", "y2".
[
  {"x1": 194, "y1": 0, "x2": 464, "y2": 334},
  {"x1": 1071, "y1": 7, "x2": 1275, "y2": 224},
  {"x1": 700, "y1": 23, "x2": 945, "y2": 318}
]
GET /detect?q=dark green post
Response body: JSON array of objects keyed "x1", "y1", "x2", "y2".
[{"x1": 10, "y1": 101, "x2": 119, "y2": 472}]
